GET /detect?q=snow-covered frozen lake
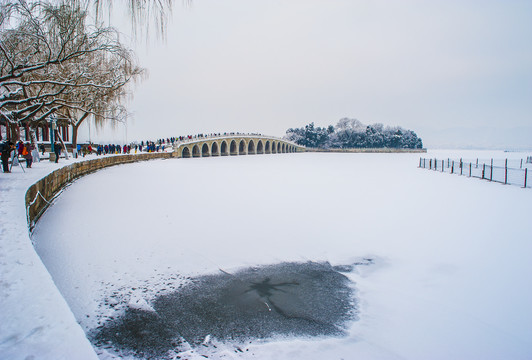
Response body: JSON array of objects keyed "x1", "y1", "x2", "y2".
[{"x1": 32, "y1": 151, "x2": 532, "y2": 359}]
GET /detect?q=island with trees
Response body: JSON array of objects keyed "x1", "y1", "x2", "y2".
[{"x1": 285, "y1": 118, "x2": 424, "y2": 150}]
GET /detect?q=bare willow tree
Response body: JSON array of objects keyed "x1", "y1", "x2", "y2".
[
  {"x1": 59, "y1": 47, "x2": 144, "y2": 148},
  {"x1": 0, "y1": 1, "x2": 144, "y2": 141},
  {"x1": 92, "y1": 0, "x2": 174, "y2": 40},
  {"x1": 63, "y1": 0, "x2": 175, "y2": 42}
]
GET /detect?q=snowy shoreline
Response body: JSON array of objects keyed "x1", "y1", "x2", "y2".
[
  {"x1": 1, "y1": 155, "x2": 103, "y2": 360},
  {"x1": 1, "y1": 153, "x2": 172, "y2": 360}
]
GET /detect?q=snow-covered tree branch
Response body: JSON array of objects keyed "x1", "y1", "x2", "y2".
[{"x1": 0, "y1": 1, "x2": 144, "y2": 135}]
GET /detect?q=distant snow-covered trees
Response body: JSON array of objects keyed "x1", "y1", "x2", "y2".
[
  {"x1": 285, "y1": 122, "x2": 334, "y2": 148},
  {"x1": 286, "y1": 118, "x2": 423, "y2": 149}
]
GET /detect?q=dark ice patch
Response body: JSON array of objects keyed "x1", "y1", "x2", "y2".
[
  {"x1": 92, "y1": 308, "x2": 181, "y2": 358},
  {"x1": 91, "y1": 261, "x2": 357, "y2": 358}
]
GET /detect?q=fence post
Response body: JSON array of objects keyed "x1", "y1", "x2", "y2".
[
  {"x1": 521, "y1": 159, "x2": 523, "y2": 169},
  {"x1": 419, "y1": 157, "x2": 422, "y2": 168},
  {"x1": 442, "y1": 160, "x2": 444, "y2": 172},
  {"x1": 460, "y1": 158, "x2": 463, "y2": 175},
  {"x1": 429, "y1": 159, "x2": 432, "y2": 169},
  {"x1": 505, "y1": 159, "x2": 508, "y2": 185},
  {"x1": 525, "y1": 168, "x2": 528, "y2": 188},
  {"x1": 490, "y1": 159, "x2": 493, "y2": 181},
  {"x1": 451, "y1": 161, "x2": 454, "y2": 174},
  {"x1": 482, "y1": 163, "x2": 485, "y2": 179},
  {"x1": 469, "y1": 163, "x2": 472, "y2": 177},
  {"x1": 476, "y1": 158, "x2": 478, "y2": 168}
]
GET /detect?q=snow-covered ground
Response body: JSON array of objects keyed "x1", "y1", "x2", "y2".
[
  {"x1": 2, "y1": 150, "x2": 532, "y2": 359},
  {"x1": 0, "y1": 154, "x2": 103, "y2": 360}
]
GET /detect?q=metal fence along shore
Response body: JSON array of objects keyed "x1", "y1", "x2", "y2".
[{"x1": 419, "y1": 157, "x2": 531, "y2": 188}]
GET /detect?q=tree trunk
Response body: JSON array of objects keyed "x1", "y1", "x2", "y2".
[
  {"x1": 72, "y1": 123, "x2": 79, "y2": 149},
  {"x1": 56, "y1": 130, "x2": 69, "y2": 160},
  {"x1": 72, "y1": 112, "x2": 89, "y2": 148},
  {"x1": 29, "y1": 127, "x2": 41, "y2": 162},
  {"x1": 9, "y1": 123, "x2": 19, "y2": 142}
]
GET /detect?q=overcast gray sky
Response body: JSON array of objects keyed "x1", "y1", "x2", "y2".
[{"x1": 81, "y1": 0, "x2": 532, "y2": 149}]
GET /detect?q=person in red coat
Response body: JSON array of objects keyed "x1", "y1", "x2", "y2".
[{"x1": 22, "y1": 142, "x2": 33, "y2": 168}]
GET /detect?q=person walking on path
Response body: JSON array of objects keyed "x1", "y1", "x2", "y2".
[
  {"x1": 31, "y1": 143, "x2": 39, "y2": 163},
  {"x1": 17, "y1": 140, "x2": 23, "y2": 157},
  {"x1": 22, "y1": 143, "x2": 32, "y2": 168},
  {"x1": 1, "y1": 141, "x2": 13, "y2": 173},
  {"x1": 54, "y1": 141, "x2": 61, "y2": 163}
]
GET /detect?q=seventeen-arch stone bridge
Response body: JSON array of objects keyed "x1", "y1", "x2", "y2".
[{"x1": 175, "y1": 134, "x2": 305, "y2": 158}]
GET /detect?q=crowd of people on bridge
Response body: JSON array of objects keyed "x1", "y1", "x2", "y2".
[
  {"x1": 137, "y1": 132, "x2": 266, "y2": 149},
  {"x1": 1, "y1": 132, "x2": 275, "y2": 173},
  {"x1": 176, "y1": 132, "x2": 264, "y2": 141},
  {"x1": 77, "y1": 132, "x2": 272, "y2": 159}
]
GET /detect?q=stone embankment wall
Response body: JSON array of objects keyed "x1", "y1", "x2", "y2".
[
  {"x1": 26, "y1": 152, "x2": 175, "y2": 230},
  {"x1": 306, "y1": 148, "x2": 427, "y2": 153}
]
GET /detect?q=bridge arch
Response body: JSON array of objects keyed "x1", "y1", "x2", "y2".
[
  {"x1": 182, "y1": 146, "x2": 191, "y2": 158},
  {"x1": 221, "y1": 141, "x2": 228, "y2": 156},
  {"x1": 211, "y1": 142, "x2": 219, "y2": 156},
  {"x1": 230, "y1": 140, "x2": 238, "y2": 156},
  {"x1": 257, "y1": 140, "x2": 264, "y2": 154},
  {"x1": 265, "y1": 141, "x2": 270, "y2": 154},
  {"x1": 282, "y1": 144, "x2": 286, "y2": 153},
  {"x1": 271, "y1": 141, "x2": 276, "y2": 154},
  {"x1": 201, "y1": 143, "x2": 210, "y2": 157},
  {"x1": 248, "y1": 140, "x2": 256, "y2": 155},
  {"x1": 277, "y1": 142, "x2": 281, "y2": 153},
  {"x1": 192, "y1": 144, "x2": 200, "y2": 157},
  {"x1": 239, "y1": 140, "x2": 246, "y2": 155}
]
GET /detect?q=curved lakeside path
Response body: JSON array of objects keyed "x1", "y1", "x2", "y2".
[
  {"x1": 0, "y1": 155, "x2": 104, "y2": 359},
  {"x1": 1, "y1": 153, "x2": 172, "y2": 359}
]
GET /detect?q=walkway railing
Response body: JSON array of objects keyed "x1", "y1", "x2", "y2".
[{"x1": 419, "y1": 157, "x2": 531, "y2": 188}]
